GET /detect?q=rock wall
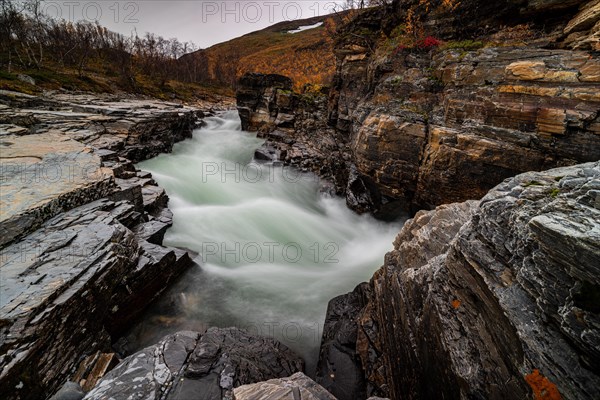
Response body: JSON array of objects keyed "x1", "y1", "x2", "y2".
[
  {"x1": 237, "y1": 0, "x2": 600, "y2": 217},
  {"x1": 0, "y1": 91, "x2": 206, "y2": 399},
  {"x1": 316, "y1": 162, "x2": 600, "y2": 400}
]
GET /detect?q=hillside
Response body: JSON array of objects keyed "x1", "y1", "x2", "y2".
[
  {"x1": 0, "y1": 1, "x2": 233, "y2": 102},
  {"x1": 186, "y1": 11, "x2": 354, "y2": 91},
  {"x1": 1, "y1": 7, "x2": 352, "y2": 98}
]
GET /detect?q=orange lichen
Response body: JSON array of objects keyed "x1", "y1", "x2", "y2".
[
  {"x1": 525, "y1": 369, "x2": 562, "y2": 400},
  {"x1": 451, "y1": 299, "x2": 461, "y2": 309}
]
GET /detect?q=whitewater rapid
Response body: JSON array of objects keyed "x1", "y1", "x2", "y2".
[{"x1": 131, "y1": 111, "x2": 404, "y2": 374}]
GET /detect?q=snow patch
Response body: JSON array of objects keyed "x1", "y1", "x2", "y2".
[{"x1": 287, "y1": 22, "x2": 323, "y2": 34}]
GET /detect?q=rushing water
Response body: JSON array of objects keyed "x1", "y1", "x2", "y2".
[{"x1": 130, "y1": 111, "x2": 404, "y2": 374}]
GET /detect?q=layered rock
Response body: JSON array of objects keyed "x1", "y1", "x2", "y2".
[
  {"x1": 317, "y1": 162, "x2": 600, "y2": 399},
  {"x1": 236, "y1": 74, "x2": 354, "y2": 203},
  {"x1": 236, "y1": 0, "x2": 600, "y2": 217},
  {"x1": 83, "y1": 328, "x2": 304, "y2": 400},
  {"x1": 236, "y1": 73, "x2": 295, "y2": 132},
  {"x1": 0, "y1": 91, "x2": 204, "y2": 399}
]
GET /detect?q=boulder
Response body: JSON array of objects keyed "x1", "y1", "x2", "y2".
[
  {"x1": 84, "y1": 328, "x2": 304, "y2": 400},
  {"x1": 16, "y1": 74, "x2": 35, "y2": 86},
  {"x1": 48, "y1": 382, "x2": 84, "y2": 400},
  {"x1": 233, "y1": 372, "x2": 336, "y2": 400},
  {"x1": 316, "y1": 284, "x2": 369, "y2": 400}
]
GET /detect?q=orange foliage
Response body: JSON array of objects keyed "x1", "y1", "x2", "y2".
[
  {"x1": 525, "y1": 370, "x2": 562, "y2": 400},
  {"x1": 442, "y1": 0, "x2": 460, "y2": 11},
  {"x1": 237, "y1": 19, "x2": 337, "y2": 91},
  {"x1": 323, "y1": 9, "x2": 359, "y2": 37}
]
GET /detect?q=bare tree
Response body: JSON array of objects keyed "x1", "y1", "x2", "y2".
[{"x1": 1, "y1": 1, "x2": 204, "y2": 89}]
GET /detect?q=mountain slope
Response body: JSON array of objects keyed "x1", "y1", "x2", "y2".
[{"x1": 186, "y1": 12, "x2": 353, "y2": 90}]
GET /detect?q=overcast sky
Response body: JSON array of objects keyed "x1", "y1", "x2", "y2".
[{"x1": 39, "y1": 1, "x2": 347, "y2": 48}]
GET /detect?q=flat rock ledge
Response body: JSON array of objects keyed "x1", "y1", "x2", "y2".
[
  {"x1": 84, "y1": 328, "x2": 304, "y2": 400},
  {"x1": 316, "y1": 161, "x2": 600, "y2": 400},
  {"x1": 0, "y1": 91, "x2": 209, "y2": 399}
]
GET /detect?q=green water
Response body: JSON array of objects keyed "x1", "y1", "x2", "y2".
[{"x1": 131, "y1": 111, "x2": 403, "y2": 374}]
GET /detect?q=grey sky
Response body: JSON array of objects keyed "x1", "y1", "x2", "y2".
[{"x1": 39, "y1": 1, "x2": 347, "y2": 48}]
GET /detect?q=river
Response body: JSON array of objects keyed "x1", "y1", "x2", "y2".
[{"x1": 129, "y1": 111, "x2": 404, "y2": 374}]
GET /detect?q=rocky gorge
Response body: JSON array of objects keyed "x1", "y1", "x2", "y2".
[
  {"x1": 1, "y1": 0, "x2": 599, "y2": 399},
  {"x1": 234, "y1": 0, "x2": 600, "y2": 399},
  {"x1": 316, "y1": 162, "x2": 600, "y2": 400}
]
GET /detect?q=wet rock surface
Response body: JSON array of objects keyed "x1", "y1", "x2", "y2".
[
  {"x1": 0, "y1": 91, "x2": 205, "y2": 399},
  {"x1": 48, "y1": 382, "x2": 84, "y2": 400},
  {"x1": 316, "y1": 283, "x2": 370, "y2": 400},
  {"x1": 84, "y1": 328, "x2": 304, "y2": 400},
  {"x1": 317, "y1": 162, "x2": 600, "y2": 399}
]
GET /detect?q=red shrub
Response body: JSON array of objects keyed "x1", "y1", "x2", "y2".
[{"x1": 419, "y1": 36, "x2": 441, "y2": 48}]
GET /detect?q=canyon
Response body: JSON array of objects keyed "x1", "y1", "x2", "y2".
[
  {"x1": 234, "y1": 0, "x2": 600, "y2": 399},
  {"x1": 1, "y1": 0, "x2": 599, "y2": 399},
  {"x1": 316, "y1": 161, "x2": 600, "y2": 400}
]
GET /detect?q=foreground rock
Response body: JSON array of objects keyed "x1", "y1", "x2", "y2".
[
  {"x1": 84, "y1": 328, "x2": 304, "y2": 400},
  {"x1": 0, "y1": 91, "x2": 204, "y2": 399},
  {"x1": 233, "y1": 372, "x2": 336, "y2": 400},
  {"x1": 317, "y1": 162, "x2": 600, "y2": 399},
  {"x1": 237, "y1": 0, "x2": 600, "y2": 217}
]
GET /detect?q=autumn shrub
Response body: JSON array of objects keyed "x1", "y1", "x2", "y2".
[{"x1": 418, "y1": 36, "x2": 442, "y2": 48}]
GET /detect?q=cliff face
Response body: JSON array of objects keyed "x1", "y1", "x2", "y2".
[
  {"x1": 236, "y1": 73, "x2": 359, "y2": 208},
  {"x1": 316, "y1": 162, "x2": 600, "y2": 400},
  {"x1": 237, "y1": 0, "x2": 600, "y2": 217}
]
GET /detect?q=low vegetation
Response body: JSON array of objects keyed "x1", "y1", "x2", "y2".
[{"x1": 186, "y1": 11, "x2": 358, "y2": 91}]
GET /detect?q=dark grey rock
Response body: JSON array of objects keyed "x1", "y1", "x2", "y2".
[
  {"x1": 316, "y1": 283, "x2": 369, "y2": 400},
  {"x1": 84, "y1": 328, "x2": 304, "y2": 400},
  {"x1": 345, "y1": 165, "x2": 381, "y2": 215},
  {"x1": 133, "y1": 219, "x2": 171, "y2": 244},
  {"x1": 17, "y1": 74, "x2": 35, "y2": 86},
  {"x1": 254, "y1": 144, "x2": 279, "y2": 162},
  {"x1": 318, "y1": 162, "x2": 600, "y2": 400},
  {"x1": 0, "y1": 92, "x2": 201, "y2": 399}
]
